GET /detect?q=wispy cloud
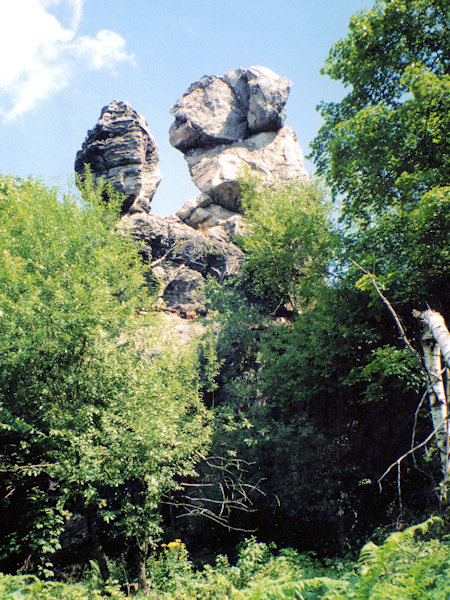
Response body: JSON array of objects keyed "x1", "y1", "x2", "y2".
[
  {"x1": 73, "y1": 30, "x2": 136, "y2": 72},
  {"x1": 0, "y1": 0, "x2": 135, "y2": 121}
]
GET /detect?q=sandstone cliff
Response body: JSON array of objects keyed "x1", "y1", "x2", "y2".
[
  {"x1": 75, "y1": 66, "x2": 309, "y2": 319},
  {"x1": 75, "y1": 100, "x2": 161, "y2": 215}
]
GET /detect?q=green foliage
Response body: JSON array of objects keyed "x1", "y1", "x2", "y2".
[
  {"x1": 310, "y1": 0, "x2": 450, "y2": 317},
  {"x1": 202, "y1": 169, "x2": 442, "y2": 554},
  {"x1": 345, "y1": 345, "x2": 425, "y2": 404},
  {"x1": 204, "y1": 277, "x2": 265, "y2": 371},
  {"x1": 0, "y1": 175, "x2": 211, "y2": 576},
  {"x1": 344, "y1": 185, "x2": 450, "y2": 311},
  {"x1": 2, "y1": 1, "x2": 449, "y2": 589},
  {"x1": 144, "y1": 537, "x2": 346, "y2": 600},
  {"x1": 355, "y1": 517, "x2": 450, "y2": 600},
  {"x1": 2, "y1": 520, "x2": 449, "y2": 598},
  {"x1": 0, "y1": 570, "x2": 126, "y2": 599},
  {"x1": 197, "y1": 325, "x2": 223, "y2": 395},
  {"x1": 310, "y1": 0, "x2": 449, "y2": 224},
  {"x1": 145, "y1": 519, "x2": 450, "y2": 599},
  {"x1": 202, "y1": 181, "x2": 369, "y2": 552},
  {"x1": 304, "y1": 0, "x2": 450, "y2": 534},
  {"x1": 238, "y1": 179, "x2": 333, "y2": 313}
]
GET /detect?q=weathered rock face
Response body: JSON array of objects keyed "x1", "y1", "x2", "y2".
[
  {"x1": 169, "y1": 66, "x2": 291, "y2": 152},
  {"x1": 75, "y1": 100, "x2": 161, "y2": 215},
  {"x1": 225, "y1": 65, "x2": 291, "y2": 134},
  {"x1": 74, "y1": 67, "x2": 309, "y2": 318},
  {"x1": 169, "y1": 76, "x2": 247, "y2": 152},
  {"x1": 183, "y1": 126, "x2": 308, "y2": 212},
  {"x1": 170, "y1": 66, "x2": 309, "y2": 230},
  {"x1": 122, "y1": 212, "x2": 244, "y2": 316}
]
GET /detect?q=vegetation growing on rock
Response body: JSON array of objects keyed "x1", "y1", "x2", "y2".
[{"x1": 0, "y1": 0, "x2": 449, "y2": 597}]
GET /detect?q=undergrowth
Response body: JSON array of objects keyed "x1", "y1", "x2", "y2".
[{"x1": 2, "y1": 517, "x2": 448, "y2": 599}]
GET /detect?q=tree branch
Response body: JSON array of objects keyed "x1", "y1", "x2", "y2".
[
  {"x1": 350, "y1": 258, "x2": 422, "y2": 365},
  {"x1": 378, "y1": 417, "x2": 448, "y2": 490}
]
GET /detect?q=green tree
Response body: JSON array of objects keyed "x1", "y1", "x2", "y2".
[
  {"x1": 203, "y1": 170, "x2": 440, "y2": 553},
  {"x1": 310, "y1": 0, "x2": 449, "y2": 224},
  {"x1": 190, "y1": 0, "x2": 450, "y2": 562},
  {"x1": 0, "y1": 175, "x2": 211, "y2": 591},
  {"x1": 309, "y1": 0, "x2": 449, "y2": 507},
  {"x1": 238, "y1": 178, "x2": 333, "y2": 314},
  {"x1": 201, "y1": 180, "x2": 370, "y2": 553}
]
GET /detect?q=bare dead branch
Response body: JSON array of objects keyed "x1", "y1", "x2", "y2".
[
  {"x1": 3, "y1": 485, "x2": 16, "y2": 500},
  {"x1": 165, "y1": 501, "x2": 258, "y2": 532},
  {"x1": 166, "y1": 453, "x2": 265, "y2": 532},
  {"x1": 179, "y1": 482, "x2": 216, "y2": 487},
  {"x1": 411, "y1": 388, "x2": 430, "y2": 465},
  {"x1": 378, "y1": 417, "x2": 448, "y2": 490}
]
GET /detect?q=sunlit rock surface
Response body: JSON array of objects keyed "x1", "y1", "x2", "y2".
[
  {"x1": 75, "y1": 67, "x2": 309, "y2": 318},
  {"x1": 170, "y1": 66, "x2": 309, "y2": 229},
  {"x1": 75, "y1": 100, "x2": 161, "y2": 215}
]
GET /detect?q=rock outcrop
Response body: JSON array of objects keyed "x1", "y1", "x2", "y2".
[
  {"x1": 170, "y1": 66, "x2": 309, "y2": 230},
  {"x1": 75, "y1": 100, "x2": 161, "y2": 215},
  {"x1": 169, "y1": 66, "x2": 291, "y2": 152},
  {"x1": 122, "y1": 212, "x2": 243, "y2": 316},
  {"x1": 75, "y1": 67, "x2": 309, "y2": 318}
]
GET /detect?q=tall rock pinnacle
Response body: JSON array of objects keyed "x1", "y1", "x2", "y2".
[
  {"x1": 74, "y1": 67, "x2": 310, "y2": 318},
  {"x1": 169, "y1": 66, "x2": 309, "y2": 229},
  {"x1": 75, "y1": 100, "x2": 161, "y2": 215}
]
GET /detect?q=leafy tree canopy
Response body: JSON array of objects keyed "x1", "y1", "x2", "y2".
[
  {"x1": 237, "y1": 178, "x2": 333, "y2": 314},
  {"x1": 310, "y1": 0, "x2": 449, "y2": 223},
  {"x1": 0, "y1": 175, "x2": 211, "y2": 577}
]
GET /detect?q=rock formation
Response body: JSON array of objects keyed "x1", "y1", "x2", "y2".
[
  {"x1": 75, "y1": 98, "x2": 245, "y2": 317},
  {"x1": 75, "y1": 100, "x2": 161, "y2": 215},
  {"x1": 170, "y1": 66, "x2": 309, "y2": 230},
  {"x1": 121, "y1": 211, "x2": 243, "y2": 317},
  {"x1": 75, "y1": 66, "x2": 309, "y2": 317}
]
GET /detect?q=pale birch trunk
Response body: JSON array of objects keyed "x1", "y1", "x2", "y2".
[
  {"x1": 422, "y1": 331, "x2": 449, "y2": 477},
  {"x1": 415, "y1": 309, "x2": 450, "y2": 369},
  {"x1": 413, "y1": 309, "x2": 450, "y2": 498}
]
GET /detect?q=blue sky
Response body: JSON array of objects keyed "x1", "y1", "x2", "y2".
[{"x1": 0, "y1": 0, "x2": 370, "y2": 216}]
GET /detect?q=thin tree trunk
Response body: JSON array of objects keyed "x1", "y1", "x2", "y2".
[
  {"x1": 86, "y1": 508, "x2": 110, "y2": 582},
  {"x1": 414, "y1": 309, "x2": 450, "y2": 499},
  {"x1": 414, "y1": 309, "x2": 450, "y2": 368},
  {"x1": 136, "y1": 541, "x2": 150, "y2": 595}
]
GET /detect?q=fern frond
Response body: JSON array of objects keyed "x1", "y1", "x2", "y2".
[
  {"x1": 357, "y1": 541, "x2": 380, "y2": 568},
  {"x1": 241, "y1": 574, "x2": 351, "y2": 600}
]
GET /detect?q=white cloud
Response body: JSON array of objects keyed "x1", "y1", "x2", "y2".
[
  {"x1": 0, "y1": 0, "x2": 135, "y2": 121},
  {"x1": 74, "y1": 30, "x2": 136, "y2": 72},
  {"x1": 68, "y1": 0, "x2": 84, "y2": 30}
]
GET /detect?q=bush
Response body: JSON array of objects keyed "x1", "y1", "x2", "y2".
[
  {"x1": 0, "y1": 572, "x2": 125, "y2": 599},
  {"x1": 0, "y1": 175, "x2": 211, "y2": 581},
  {"x1": 143, "y1": 519, "x2": 450, "y2": 599}
]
